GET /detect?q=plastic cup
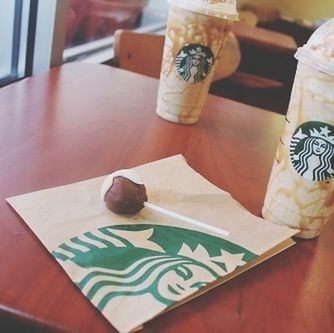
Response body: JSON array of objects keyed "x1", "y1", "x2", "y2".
[
  {"x1": 156, "y1": 0, "x2": 238, "y2": 124},
  {"x1": 262, "y1": 19, "x2": 334, "y2": 239}
]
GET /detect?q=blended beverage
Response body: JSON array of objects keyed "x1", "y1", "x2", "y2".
[
  {"x1": 262, "y1": 19, "x2": 334, "y2": 239},
  {"x1": 156, "y1": 0, "x2": 238, "y2": 124}
]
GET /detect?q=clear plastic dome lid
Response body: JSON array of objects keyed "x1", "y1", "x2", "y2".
[
  {"x1": 168, "y1": 0, "x2": 238, "y2": 20},
  {"x1": 295, "y1": 18, "x2": 334, "y2": 76}
]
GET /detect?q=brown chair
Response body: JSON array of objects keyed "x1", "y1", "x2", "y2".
[
  {"x1": 113, "y1": 30, "x2": 165, "y2": 78},
  {"x1": 113, "y1": 29, "x2": 241, "y2": 81}
]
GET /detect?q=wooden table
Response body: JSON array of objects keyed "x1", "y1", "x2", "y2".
[
  {"x1": 0, "y1": 63, "x2": 332, "y2": 333},
  {"x1": 231, "y1": 21, "x2": 298, "y2": 54}
]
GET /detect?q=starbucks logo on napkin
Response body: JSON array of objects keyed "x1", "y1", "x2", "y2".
[
  {"x1": 290, "y1": 121, "x2": 334, "y2": 181},
  {"x1": 52, "y1": 224, "x2": 256, "y2": 310},
  {"x1": 175, "y1": 44, "x2": 214, "y2": 84}
]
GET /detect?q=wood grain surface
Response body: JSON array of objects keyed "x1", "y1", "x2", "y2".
[{"x1": 0, "y1": 63, "x2": 332, "y2": 333}]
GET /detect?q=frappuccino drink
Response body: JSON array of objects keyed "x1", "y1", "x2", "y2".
[
  {"x1": 156, "y1": 0, "x2": 238, "y2": 124},
  {"x1": 262, "y1": 19, "x2": 334, "y2": 239}
]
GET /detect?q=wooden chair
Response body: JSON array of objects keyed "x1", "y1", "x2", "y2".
[
  {"x1": 113, "y1": 30, "x2": 164, "y2": 79},
  {"x1": 113, "y1": 29, "x2": 241, "y2": 81}
]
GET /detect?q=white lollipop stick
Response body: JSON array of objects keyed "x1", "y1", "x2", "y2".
[
  {"x1": 144, "y1": 201, "x2": 230, "y2": 237},
  {"x1": 101, "y1": 169, "x2": 230, "y2": 237}
]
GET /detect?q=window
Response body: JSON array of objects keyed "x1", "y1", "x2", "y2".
[
  {"x1": 0, "y1": 0, "x2": 62, "y2": 86},
  {"x1": 0, "y1": 0, "x2": 29, "y2": 86},
  {"x1": 0, "y1": 0, "x2": 168, "y2": 87},
  {"x1": 63, "y1": 0, "x2": 169, "y2": 63}
]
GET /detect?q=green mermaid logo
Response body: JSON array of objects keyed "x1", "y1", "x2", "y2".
[
  {"x1": 175, "y1": 44, "x2": 214, "y2": 84},
  {"x1": 52, "y1": 224, "x2": 256, "y2": 311},
  {"x1": 290, "y1": 121, "x2": 334, "y2": 181}
]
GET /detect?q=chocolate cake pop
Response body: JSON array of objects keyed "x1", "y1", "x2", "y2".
[
  {"x1": 101, "y1": 169, "x2": 230, "y2": 237},
  {"x1": 101, "y1": 169, "x2": 147, "y2": 215}
]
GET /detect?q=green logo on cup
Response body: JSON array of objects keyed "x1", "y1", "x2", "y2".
[
  {"x1": 175, "y1": 44, "x2": 214, "y2": 84},
  {"x1": 290, "y1": 121, "x2": 334, "y2": 181}
]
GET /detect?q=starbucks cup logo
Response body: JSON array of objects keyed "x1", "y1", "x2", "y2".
[
  {"x1": 290, "y1": 121, "x2": 334, "y2": 181},
  {"x1": 175, "y1": 44, "x2": 214, "y2": 84}
]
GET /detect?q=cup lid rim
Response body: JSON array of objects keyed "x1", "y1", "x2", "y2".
[
  {"x1": 168, "y1": 0, "x2": 239, "y2": 20},
  {"x1": 295, "y1": 47, "x2": 334, "y2": 76}
]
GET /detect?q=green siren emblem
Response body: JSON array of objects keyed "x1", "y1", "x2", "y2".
[
  {"x1": 175, "y1": 44, "x2": 214, "y2": 84},
  {"x1": 290, "y1": 121, "x2": 334, "y2": 181},
  {"x1": 52, "y1": 225, "x2": 257, "y2": 310}
]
